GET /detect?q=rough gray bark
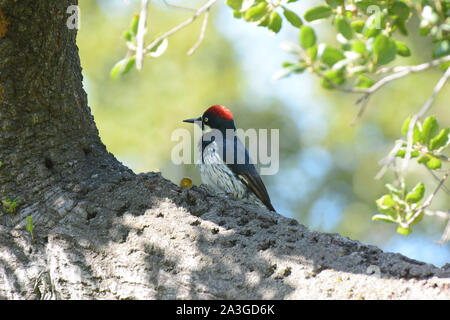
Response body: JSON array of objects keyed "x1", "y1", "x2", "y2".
[{"x1": 0, "y1": 0, "x2": 449, "y2": 300}]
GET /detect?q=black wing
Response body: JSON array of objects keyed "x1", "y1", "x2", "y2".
[{"x1": 224, "y1": 137, "x2": 275, "y2": 212}]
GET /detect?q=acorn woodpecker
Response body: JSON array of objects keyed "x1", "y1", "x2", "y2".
[{"x1": 183, "y1": 105, "x2": 275, "y2": 212}]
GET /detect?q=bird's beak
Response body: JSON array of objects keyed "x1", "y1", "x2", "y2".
[{"x1": 183, "y1": 117, "x2": 202, "y2": 123}]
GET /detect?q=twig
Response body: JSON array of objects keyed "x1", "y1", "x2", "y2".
[
  {"x1": 375, "y1": 139, "x2": 403, "y2": 180},
  {"x1": 415, "y1": 65, "x2": 450, "y2": 118},
  {"x1": 313, "y1": 69, "x2": 362, "y2": 94},
  {"x1": 350, "y1": 94, "x2": 370, "y2": 126},
  {"x1": 377, "y1": 55, "x2": 450, "y2": 74},
  {"x1": 402, "y1": 114, "x2": 418, "y2": 173},
  {"x1": 427, "y1": 168, "x2": 450, "y2": 195},
  {"x1": 161, "y1": 0, "x2": 197, "y2": 12},
  {"x1": 424, "y1": 209, "x2": 450, "y2": 219},
  {"x1": 136, "y1": 0, "x2": 149, "y2": 71},
  {"x1": 317, "y1": 55, "x2": 450, "y2": 96},
  {"x1": 439, "y1": 219, "x2": 450, "y2": 245},
  {"x1": 143, "y1": 0, "x2": 218, "y2": 55},
  {"x1": 187, "y1": 8, "x2": 210, "y2": 56},
  {"x1": 315, "y1": 55, "x2": 450, "y2": 123}
]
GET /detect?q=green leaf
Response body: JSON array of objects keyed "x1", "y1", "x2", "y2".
[
  {"x1": 299, "y1": 25, "x2": 316, "y2": 49},
  {"x1": 395, "y1": 41, "x2": 411, "y2": 57},
  {"x1": 319, "y1": 44, "x2": 345, "y2": 67},
  {"x1": 355, "y1": 75, "x2": 374, "y2": 88},
  {"x1": 408, "y1": 211, "x2": 424, "y2": 226},
  {"x1": 372, "y1": 214, "x2": 396, "y2": 223},
  {"x1": 326, "y1": 0, "x2": 344, "y2": 8},
  {"x1": 373, "y1": 34, "x2": 397, "y2": 65},
  {"x1": 396, "y1": 226, "x2": 412, "y2": 236},
  {"x1": 244, "y1": 1, "x2": 268, "y2": 22},
  {"x1": 304, "y1": 6, "x2": 332, "y2": 22},
  {"x1": 355, "y1": 0, "x2": 382, "y2": 12},
  {"x1": 426, "y1": 156, "x2": 441, "y2": 170},
  {"x1": 375, "y1": 194, "x2": 398, "y2": 219},
  {"x1": 440, "y1": 61, "x2": 450, "y2": 72},
  {"x1": 109, "y1": 59, "x2": 126, "y2": 79},
  {"x1": 283, "y1": 7, "x2": 303, "y2": 28},
  {"x1": 26, "y1": 216, "x2": 34, "y2": 231},
  {"x1": 233, "y1": 10, "x2": 243, "y2": 18},
  {"x1": 395, "y1": 19, "x2": 408, "y2": 36},
  {"x1": 401, "y1": 116, "x2": 411, "y2": 136},
  {"x1": 123, "y1": 30, "x2": 133, "y2": 42},
  {"x1": 226, "y1": 0, "x2": 243, "y2": 10},
  {"x1": 258, "y1": 13, "x2": 270, "y2": 27},
  {"x1": 334, "y1": 16, "x2": 353, "y2": 40},
  {"x1": 377, "y1": 194, "x2": 394, "y2": 209},
  {"x1": 432, "y1": 41, "x2": 450, "y2": 59},
  {"x1": 351, "y1": 20, "x2": 365, "y2": 33},
  {"x1": 429, "y1": 128, "x2": 450, "y2": 150},
  {"x1": 130, "y1": 14, "x2": 140, "y2": 37},
  {"x1": 273, "y1": 64, "x2": 305, "y2": 80},
  {"x1": 385, "y1": 183, "x2": 401, "y2": 195},
  {"x1": 123, "y1": 56, "x2": 136, "y2": 74},
  {"x1": 26, "y1": 216, "x2": 35, "y2": 241},
  {"x1": 413, "y1": 125, "x2": 422, "y2": 144},
  {"x1": 421, "y1": 116, "x2": 439, "y2": 145},
  {"x1": 351, "y1": 40, "x2": 366, "y2": 54},
  {"x1": 396, "y1": 148, "x2": 419, "y2": 158},
  {"x1": 419, "y1": 20, "x2": 431, "y2": 36},
  {"x1": 110, "y1": 56, "x2": 136, "y2": 79},
  {"x1": 320, "y1": 69, "x2": 345, "y2": 89},
  {"x1": 417, "y1": 155, "x2": 430, "y2": 164},
  {"x1": 268, "y1": 11, "x2": 282, "y2": 33},
  {"x1": 148, "y1": 38, "x2": 168, "y2": 58},
  {"x1": 405, "y1": 182, "x2": 425, "y2": 204},
  {"x1": 388, "y1": 1, "x2": 410, "y2": 21},
  {"x1": 307, "y1": 45, "x2": 318, "y2": 60}
]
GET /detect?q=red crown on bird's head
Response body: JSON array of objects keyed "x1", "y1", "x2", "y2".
[{"x1": 204, "y1": 105, "x2": 233, "y2": 121}]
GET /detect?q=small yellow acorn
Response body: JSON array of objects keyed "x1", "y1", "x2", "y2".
[{"x1": 180, "y1": 177, "x2": 193, "y2": 189}]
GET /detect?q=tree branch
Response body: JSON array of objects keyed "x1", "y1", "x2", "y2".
[
  {"x1": 136, "y1": 0, "x2": 149, "y2": 71},
  {"x1": 375, "y1": 139, "x2": 403, "y2": 180},
  {"x1": 161, "y1": 0, "x2": 197, "y2": 12},
  {"x1": 187, "y1": 8, "x2": 210, "y2": 56},
  {"x1": 142, "y1": 0, "x2": 218, "y2": 56},
  {"x1": 315, "y1": 55, "x2": 450, "y2": 124},
  {"x1": 439, "y1": 219, "x2": 450, "y2": 245},
  {"x1": 377, "y1": 55, "x2": 450, "y2": 75}
]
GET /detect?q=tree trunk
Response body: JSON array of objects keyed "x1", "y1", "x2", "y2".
[{"x1": 0, "y1": 0, "x2": 448, "y2": 300}]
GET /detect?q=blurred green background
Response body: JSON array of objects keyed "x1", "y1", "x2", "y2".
[{"x1": 77, "y1": 0, "x2": 449, "y2": 266}]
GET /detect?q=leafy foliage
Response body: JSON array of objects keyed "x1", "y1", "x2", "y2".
[
  {"x1": 246, "y1": 0, "x2": 450, "y2": 90},
  {"x1": 225, "y1": 0, "x2": 450, "y2": 237},
  {"x1": 2, "y1": 197, "x2": 18, "y2": 214},
  {"x1": 374, "y1": 116, "x2": 450, "y2": 235},
  {"x1": 396, "y1": 116, "x2": 449, "y2": 171}
]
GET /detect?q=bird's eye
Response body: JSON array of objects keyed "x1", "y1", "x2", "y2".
[{"x1": 204, "y1": 117, "x2": 208, "y2": 122}]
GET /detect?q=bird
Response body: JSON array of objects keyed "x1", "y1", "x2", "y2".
[{"x1": 183, "y1": 105, "x2": 275, "y2": 212}]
